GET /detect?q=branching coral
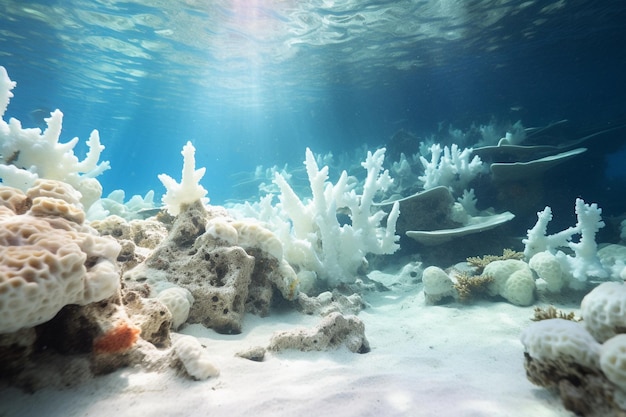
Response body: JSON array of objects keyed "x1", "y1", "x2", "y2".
[
  {"x1": 271, "y1": 147, "x2": 400, "y2": 287},
  {"x1": 453, "y1": 272, "x2": 494, "y2": 303},
  {"x1": 0, "y1": 66, "x2": 110, "y2": 209},
  {"x1": 531, "y1": 305, "x2": 578, "y2": 322},
  {"x1": 418, "y1": 143, "x2": 486, "y2": 193},
  {"x1": 158, "y1": 141, "x2": 208, "y2": 216},
  {"x1": 523, "y1": 199, "x2": 609, "y2": 288},
  {"x1": 466, "y1": 248, "x2": 524, "y2": 273}
]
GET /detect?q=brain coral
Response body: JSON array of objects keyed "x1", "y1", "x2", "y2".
[{"x1": 0, "y1": 181, "x2": 121, "y2": 334}]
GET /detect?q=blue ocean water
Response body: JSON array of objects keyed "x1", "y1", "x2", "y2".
[{"x1": 0, "y1": 0, "x2": 625, "y2": 207}]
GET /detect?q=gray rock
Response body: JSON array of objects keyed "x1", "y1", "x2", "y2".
[{"x1": 268, "y1": 312, "x2": 370, "y2": 354}]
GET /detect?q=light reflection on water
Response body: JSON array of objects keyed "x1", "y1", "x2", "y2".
[
  {"x1": 1, "y1": 0, "x2": 625, "y2": 203},
  {"x1": 0, "y1": 0, "x2": 587, "y2": 110}
]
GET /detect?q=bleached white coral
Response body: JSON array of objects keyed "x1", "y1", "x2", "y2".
[
  {"x1": 157, "y1": 286, "x2": 194, "y2": 330},
  {"x1": 173, "y1": 335, "x2": 219, "y2": 380},
  {"x1": 497, "y1": 120, "x2": 526, "y2": 146},
  {"x1": 0, "y1": 66, "x2": 16, "y2": 117},
  {"x1": 87, "y1": 189, "x2": 157, "y2": 221},
  {"x1": 272, "y1": 147, "x2": 400, "y2": 286},
  {"x1": 523, "y1": 198, "x2": 608, "y2": 288},
  {"x1": 418, "y1": 143, "x2": 486, "y2": 192},
  {"x1": 0, "y1": 182, "x2": 121, "y2": 334},
  {"x1": 556, "y1": 198, "x2": 607, "y2": 282},
  {"x1": 456, "y1": 188, "x2": 479, "y2": 216},
  {"x1": 529, "y1": 251, "x2": 565, "y2": 293},
  {"x1": 0, "y1": 66, "x2": 110, "y2": 209},
  {"x1": 158, "y1": 141, "x2": 208, "y2": 216},
  {"x1": 600, "y1": 335, "x2": 626, "y2": 391},
  {"x1": 520, "y1": 318, "x2": 600, "y2": 370},
  {"x1": 581, "y1": 282, "x2": 626, "y2": 343},
  {"x1": 523, "y1": 206, "x2": 558, "y2": 259},
  {"x1": 422, "y1": 266, "x2": 455, "y2": 304},
  {"x1": 485, "y1": 259, "x2": 536, "y2": 306}
]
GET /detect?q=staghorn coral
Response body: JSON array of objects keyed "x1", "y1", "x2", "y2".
[
  {"x1": 531, "y1": 305, "x2": 578, "y2": 322},
  {"x1": 158, "y1": 141, "x2": 208, "y2": 216},
  {"x1": 467, "y1": 248, "x2": 523, "y2": 273},
  {"x1": 453, "y1": 271, "x2": 494, "y2": 303},
  {"x1": 0, "y1": 66, "x2": 110, "y2": 209},
  {"x1": 272, "y1": 147, "x2": 400, "y2": 287}
]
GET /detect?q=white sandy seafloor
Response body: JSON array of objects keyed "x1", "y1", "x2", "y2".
[{"x1": 0, "y1": 269, "x2": 574, "y2": 417}]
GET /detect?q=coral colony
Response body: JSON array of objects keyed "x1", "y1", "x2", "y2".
[{"x1": 2, "y1": 65, "x2": 626, "y2": 415}]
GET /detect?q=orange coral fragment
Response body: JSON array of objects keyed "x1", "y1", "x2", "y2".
[{"x1": 93, "y1": 321, "x2": 141, "y2": 354}]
